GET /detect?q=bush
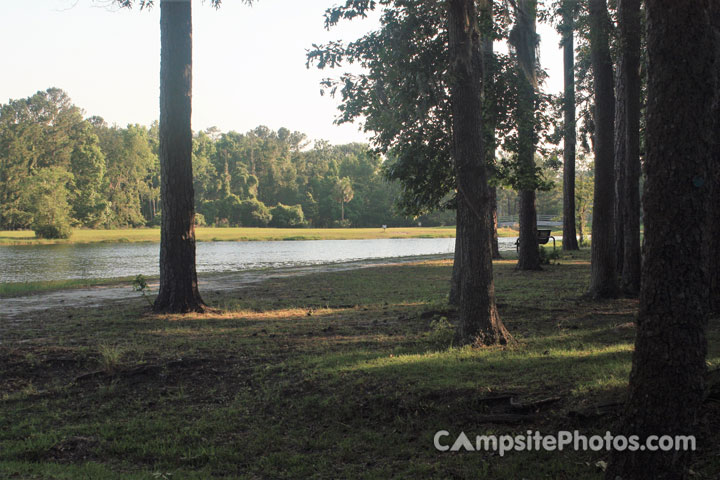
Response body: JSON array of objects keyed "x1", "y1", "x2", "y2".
[
  {"x1": 239, "y1": 198, "x2": 272, "y2": 227},
  {"x1": 269, "y1": 203, "x2": 306, "y2": 228},
  {"x1": 33, "y1": 222, "x2": 72, "y2": 239},
  {"x1": 538, "y1": 246, "x2": 561, "y2": 265}
]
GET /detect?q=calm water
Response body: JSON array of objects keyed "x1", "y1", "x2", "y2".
[{"x1": 0, "y1": 237, "x2": 520, "y2": 284}]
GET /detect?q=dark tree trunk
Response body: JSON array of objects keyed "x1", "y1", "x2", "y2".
[
  {"x1": 517, "y1": 190, "x2": 540, "y2": 269},
  {"x1": 708, "y1": 4, "x2": 720, "y2": 314},
  {"x1": 605, "y1": 2, "x2": 715, "y2": 478},
  {"x1": 447, "y1": 0, "x2": 512, "y2": 346},
  {"x1": 561, "y1": 1, "x2": 579, "y2": 251},
  {"x1": 614, "y1": 68, "x2": 627, "y2": 276},
  {"x1": 154, "y1": 0, "x2": 205, "y2": 314},
  {"x1": 479, "y1": 0, "x2": 501, "y2": 260},
  {"x1": 490, "y1": 188, "x2": 501, "y2": 260},
  {"x1": 449, "y1": 207, "x2": 462, "y2": 307},
  {"x1": 618, "y1": 0, "x2": 642, "y2": 296},
  {"x1": 512, "y1": 0, "x2": 541, "y2": 271},
  {"x1": 587, "y1": 0, "x2": 617, "y2": 298}
]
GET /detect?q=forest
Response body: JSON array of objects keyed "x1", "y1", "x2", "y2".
[{"x1": 0, "y1": 88, "x2": 472, "y2": 236}]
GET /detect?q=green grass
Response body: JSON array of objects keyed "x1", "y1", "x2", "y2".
[
  {"x1": 0, "y1": 277, "x2": 141, "y2": 298},
  {"x1": 1, "y1": 250, "x2": 718, "y2": 478}
]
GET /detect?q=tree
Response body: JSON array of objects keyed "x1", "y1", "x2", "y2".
[
  {"x1": 114, "y1": 0, "x2": 253, "y2": 313},
  {"x1": 154, "y1": 0, "x2": 204, "y2": 313},
  {"x1": 510, "y1": 0, "x2": 542, "y2": 271},
  {"x1": 586, "y1": 0, "x2": 617, "y2": 298},
  {"x1": 333, "y1": 177, "x2": 354, "y2": 222},
  {"x1": 710, "y1": 3, "x2": 720, "y2": 314},
  {"x1": 605, "y1": 2, "x2": 715, "y2": 477},
  {"x1": 21, "y1": 167, "x2": 75, "y2": 239},
  {"x1": 447, "y1": 0, "x2": 512, "y2": 345},
  {"x1": 616, "y1": 0, "x2": 642, "y2": 295},
  {"x1": 269, "y1": 203, "x2": 305, "y2": 227},
  {"x1": 560, "y1": 0, "x2": 579, "y2": 251}
]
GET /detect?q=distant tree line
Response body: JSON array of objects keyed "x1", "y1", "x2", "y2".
[{"x1": 0, "y1": 88, "x2": 456, "y2": 237}]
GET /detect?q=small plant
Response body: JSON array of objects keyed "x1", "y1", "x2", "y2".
[
  {"x1": 98, "y1": 344, "x2": 124, "y2": 374},
  {"x1": 426, "y1": 317, "x2": 455, "y2": 350},
  {"x1": 538, "y1": 247, "x2": 561, "y2": 265},
  {"x1": 132, "y1": 274, "x2": 153, "y2": 307}
]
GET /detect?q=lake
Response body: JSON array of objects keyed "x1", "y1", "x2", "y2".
[{"x1": 0, "y1": 237, "x2": 520, "y2": 284}]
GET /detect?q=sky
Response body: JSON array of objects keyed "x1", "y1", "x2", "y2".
[{"x1": 0, "y1": 0, "x2": 563, "y2": 146}]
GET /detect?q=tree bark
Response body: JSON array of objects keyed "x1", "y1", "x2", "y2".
[
  {"x1": 708, "y1": 3, "x2": 720, "y2": 314},
  {"x1": 449, "y1": 207, "x2": 462, "y2": 307},
  {"x1": 154, "y1": 0, "x2": 205, "y2": 313},
  {"x1": 614, "y1": 67, "x2": 627, "y2": 276},
  {"x1": 512, "y1": 0, "x2": 541, "y2": 271},
  {"x1": 618, "y1": 0, "x2": 642, "y2": 296},
  {"x1": 490, "y1": 188, "x2": 501, "y2": 259},
  {"x1": 587, "y1": 0, "x2": 617, "y2": 298},
  {"x1": 447, "y1": 0, "x2": 512, "y2": 346},
  {"x1": 561, "y1": 1, "x2": 579, "y2": 251},
  {"x1": 479, "y1": 0, "x2": 501, "y2": 261},
  {"x1": 605, "y1": 2, "x2": 714, "y2": 478}
]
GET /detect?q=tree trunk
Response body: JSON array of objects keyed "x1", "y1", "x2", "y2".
[
  {"x1": 479, "y1": 0, "x2": 501, "y2": 260},
  {"x1": 619, "y1": 0, "x2": 642, "y2": 296},
  {"x1": 587, "y1": 0, "x2": 617, "y2": 298},
  {"x1": 154, "y1": 0, "x2": 205, "y2": 314},
  {"x1": 708, "y1": 3, "x2": 720, "y2": 314},
  {"x1": 605, "y1": 2, "x2": 715, "y2": 478},
  {"x1": 447, "y1": 0, "x2": 512, "y2": 346},
  {"x1": 614, "y1": 67, "x2": 627, "y2": 276},
  {"x1": 449, "y1": 207, "x2": 462, "y2": 307},
  {"x1": 561, "y1": 1, "x2": 579, "y2": 251},
  {"x1": 490, "y1": 188, "x2": 501, "y2": 260},
  {"x1": 512, "y1": 0, "x2": 541, "y2": 271}
]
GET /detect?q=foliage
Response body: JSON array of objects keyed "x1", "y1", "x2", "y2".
[
  {"x1": 238, "y1": 198, "x2": 272, "y2": 227},
  {"x1": 307, "y1": 1, "x2": 561, "y2": 216},
  {"x1": 21, "y1": 167, "x2": 75, "y2": 239},
  {"x1": 269, "y1": 203, "x2": 306, "y2": 228},
  {"x1": 0, "y1": 89, "x2": 455, "y2": 232},
  {"x1": 131, "y1": 274, "x2": 153, "y2": 307}
]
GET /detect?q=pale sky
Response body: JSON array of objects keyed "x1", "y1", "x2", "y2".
[{"x1": 0, "y1": 0, "x2": 562, "y2": 145}]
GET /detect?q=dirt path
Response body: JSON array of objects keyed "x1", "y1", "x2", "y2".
[{"x1": 0, "y1": 254, "x2": 451, "y2": 322}]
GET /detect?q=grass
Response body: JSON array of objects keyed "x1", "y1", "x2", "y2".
[
  {"x1": 0, "y1": 226, "x2": 562, "y2": 246},
  {"x1": 2, "y1": 250, "x2": 718, "y2": 478},
  {"x1": 0, "y1": 277, "x2": 140, "y2": 298}
]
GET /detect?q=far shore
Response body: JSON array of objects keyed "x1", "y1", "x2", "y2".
[
  {"x1": 0, "y1": 226, "x2": 562, "y2": 246},
  {"x1": 0, "y1": 226, "x2": 464, "y2": 246}
]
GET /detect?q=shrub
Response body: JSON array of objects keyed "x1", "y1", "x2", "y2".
[
  {"x1": 269, "y1": 203, "x2": 306, "y2": 227},
  {"x1": 239, "y1": 198, "x2": 272, "y2": 227},
  {"x1": 33, "y1": 222, "x2": 72, "y2": 239}
]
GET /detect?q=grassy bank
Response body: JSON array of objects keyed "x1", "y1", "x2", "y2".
[
  {"x1": 2, "y1": 251, "x2": 717, "y2": 479},
  {"x1": 0, "y1": 226, "x2": 547, "y2": 246}
]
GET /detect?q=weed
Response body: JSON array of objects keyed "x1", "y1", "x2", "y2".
[
  {"x1": 97, "y1": 344, "x2": 124, "y2": 374},
  {"x1": 132, "y1": 274, "x2": 153, "y2": 307}
]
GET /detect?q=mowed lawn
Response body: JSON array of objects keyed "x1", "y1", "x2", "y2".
[{"x1": 2, "y1": 250, "x2": 718, "y2": 479}]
